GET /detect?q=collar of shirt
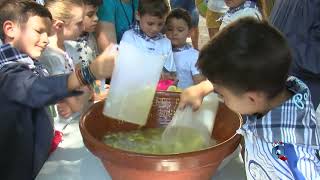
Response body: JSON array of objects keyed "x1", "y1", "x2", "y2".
[
  {"x1": 223, "y1": 0, "x2": 258, "y2": 18},
  {"x1": 242, "y1": 76, "x2": 319, "y2": 147},
  {"x1": 0, "y1": 44, "x2": 48, "y2": 76},
  {"x1": 172, "y1": 43, "x2": 193, "y2": 52},
  {"x1": 35, "y1": 0, "x2": 45, "y2": 5},
  {"x1": 76, "y1": 32, "x2": 89, "y2": 43},
  {"x1": 132, "y1": 22, "x2": 165, "y2": 42}
]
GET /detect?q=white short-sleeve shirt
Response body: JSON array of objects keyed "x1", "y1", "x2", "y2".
[
  {"x1": 220, "y1": 1, "x2": 262, "y2": 30},
  {"x1": 174, "y1": 48, "x2": 200, "y2": 89},
  {"x1": 121, "y1": 29, "x2": 176, "y2": 72},
  {"x1": 39, "y1": 47, "x2": 74, "y2": 76},
  {"x1": 207, "y1": 0, "x2": 228, "y2": 13}
]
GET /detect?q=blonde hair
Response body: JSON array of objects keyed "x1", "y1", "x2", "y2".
[{"x1": 45, "y1": 0, "x2": 83, "y2": 23}]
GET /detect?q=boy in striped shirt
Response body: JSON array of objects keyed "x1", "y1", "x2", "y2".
[{"x1": 179, "y1": 18, "x2": 320, "y2": 179}]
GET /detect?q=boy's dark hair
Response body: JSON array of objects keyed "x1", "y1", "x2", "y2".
[
  {"x1": 0, "y1": 0, "x2": 52, "y2": 41},
  {"x1": 198, "y1": 18, "x2": 292, "y2": 99},
  {"x1": 166, "y1": 8, "x2": 192, "y2": 29},
  {"x1": 138, "y1": 0, "x2": 170, "y2": 18},
  {"x1": 83, "y1": 0, "x2": 102, "y2": 7}
]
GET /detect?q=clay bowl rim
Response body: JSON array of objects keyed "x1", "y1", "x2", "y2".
[{"x1": 80, "y1": 100, "x2": 243, "y2": 159}]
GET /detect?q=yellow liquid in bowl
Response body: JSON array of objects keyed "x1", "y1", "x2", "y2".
[{"x1": 103, "y1": 128, "x2": 217, "y2": 155}]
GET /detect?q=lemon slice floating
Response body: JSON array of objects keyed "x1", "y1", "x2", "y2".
[{"x1": 167, "y1": 85, "x2": 177, "y2": 92}]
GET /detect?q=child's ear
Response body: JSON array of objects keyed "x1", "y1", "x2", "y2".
[
  {"x1": 135, "y1": 12, "x2": 141, "y2": 21},
  {"x1": 187, "y1": 29, "x2": 192, "y2": 38},
  {"x1": 52, "y1": 19, "x2": 64, "y2": 31},
  {"x1": 3, "y1": 20, "x2": 19, "y2": 40},
  {"x1": 246, "y1": 91, "x2": 266, "y2": 105}
]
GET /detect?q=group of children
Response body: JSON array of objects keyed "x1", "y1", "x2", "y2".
[
  {"x1": 0, "y1": 0, "x2": 319, "y2": 179},
  {"x1": 0, "y1": 0, "x2": 115, "y2": 179},
  {"x1": 120, "y1": 0, "x2": 206, "y2": 89}
]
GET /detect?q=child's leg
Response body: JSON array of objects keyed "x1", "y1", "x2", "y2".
[
  {"x1": 206, "y1": 9, "x2": 223, "y2": 38},
  {"x1": 190, "y1": 8, "x2": 200, "y2": 49}
]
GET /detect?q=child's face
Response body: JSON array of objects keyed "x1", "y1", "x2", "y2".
[
  {"x1": 213, "y1": 84, "x2": 267, "y2": 115},
  {"x1": 137, "y1": 13, "x2": 166, "y2": 38},
  {"x1": 83, "y1": 5, "x2": 99, "y2": 33},
  {"x1": 165, "y1": 18, "x2": 190, "y2": 48},
  {"x1": 13, "y1": 16, "x2": 51, "y2": 59},
  {"x1": 63, "y1": 6, "x2": 84, "y2": 40},
  {"x1": 224, "y1": 0, "x2": 246, "y2": 8}
]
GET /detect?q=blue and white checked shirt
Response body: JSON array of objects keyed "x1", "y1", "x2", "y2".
[
  {"x1": 219, "y1": 0, "x2": 262, "y2": 30},
  {"x1": 238, "y1": 76, "x2": 320, "y2": 180},
  {"x1": 132, "y1": 22, "x2": 165, "y2": 42},
  {"x1": 35, "y1": 0, "x2": 45, "y2": 5},
  {"x1": 225, "y1": 0, "x2": 258, "y2": 16},
  {"x1": 0, "y1": 44, "x2": 48, "y2": 76}
]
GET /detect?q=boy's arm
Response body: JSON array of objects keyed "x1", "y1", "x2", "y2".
[
  {"x1": 192, "y1": 74, "x2": 206, "y2": 85},
  {"x1": 191, "y1": 54, "x2": 206, "y2": 85},
  {"x1": 179, "y1": 80, "x2": 214, "y2": 111},
  {"x1": 0, "y1": 64, "x2": 81, "y2": 108},
  {"x1": 96, "y1": 0, "x2": 117, "y2": 52},
  {"x1": 0, "y1": 47, "x2": 115, "y2": 108},
  {"x1": 96, "y1": 23, "x2": 117, "y2": 52}
]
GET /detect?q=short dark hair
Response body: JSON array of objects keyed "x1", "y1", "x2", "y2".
[
  {"x1": 83, "y1": 0, "x2": 102, "y2": 7},
  {"x1": 138, "y1": 0, "x2": 170, "y2": 18},
  {"x1": 166, "y1": 8, "x2": 192, "y2": 29},
  {"x1": 0, "y1": 0, "x2": 52, "y2": 40},
  {"x1": 198, "y1": 18, "x2": 292, "y2": 99}
]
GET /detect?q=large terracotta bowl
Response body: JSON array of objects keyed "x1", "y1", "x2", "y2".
[{"x1": 80, "y1": 92, "x2": 242, "y2": 180}]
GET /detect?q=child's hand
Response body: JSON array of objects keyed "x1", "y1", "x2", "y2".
[
  {"x1": 178, "y1": 80, "x2": 214, "y2": 111},
  {"x1": 92, "y1": 84, "x2": 110, "y2": 102},
  {"x1": 57, "y1": 102, "x2": 73, "y2": 118},
  {"x1": 90, "y1": 43, "x2": 117, "y2": 79}
]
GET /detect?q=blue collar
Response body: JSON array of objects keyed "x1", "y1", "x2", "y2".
[
  {"x1": 172, "y1": 43, "x2": 192, "y2": 52},
  {"x1": 226, "y1": 0, "x2": 258, "y2": 15},
  {"x1": 76, "y1": 32, "x2": 89, "y2": 43},
  {"x1": 132, "y1": 22, "x2": 165, "y2": 42}
]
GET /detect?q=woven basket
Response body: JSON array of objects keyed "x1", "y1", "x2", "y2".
[{"x1": 147, "y1": 91, "x2": 181, "y2": 127}]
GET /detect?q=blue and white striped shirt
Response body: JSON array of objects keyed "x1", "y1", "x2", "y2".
[{"x1": 239, "y1": 76, "x2": 320, "y2": 179}]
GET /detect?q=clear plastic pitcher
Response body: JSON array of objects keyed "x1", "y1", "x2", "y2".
[
  {"x1": 162, "y1": 93, "x2": 220, "y2": 146},
  {"x1": 103, "y1": 42, "x2": 166, "y2": 126}
]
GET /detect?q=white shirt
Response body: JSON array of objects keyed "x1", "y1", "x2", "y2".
[
  {"x1": 65, "y1": 33, "x2": 98, "y2": 67},
  {"x1": 174, "y1": 48, "x2": 200, "y2": 89},
  {"x1": 121, "y1": 29, "x2": 176, "y2": 72},
  {"x1": 35, "y1": 0, "x2": 45, "y2": 5},
  {"x1": 39, "y1": 47, "x2": 74, "y2": 75},
  {"x1": 207, "y1": 0, "x2": 228, "y2": 13},
  {"x1": 220, "y1": 1, "x2": 262, "y2": 30}
]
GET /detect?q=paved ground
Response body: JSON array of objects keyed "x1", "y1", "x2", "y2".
[
  {"x1": 198, "y1": 16, "x2": 210, "y2": 49},
  {"x1": 187, "y1": 15, "x2": 210, "y2": 49}
]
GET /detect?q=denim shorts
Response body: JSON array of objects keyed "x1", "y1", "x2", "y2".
[{"x1": 170, "y1": 0, "x2": 199, "y2": 27}]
